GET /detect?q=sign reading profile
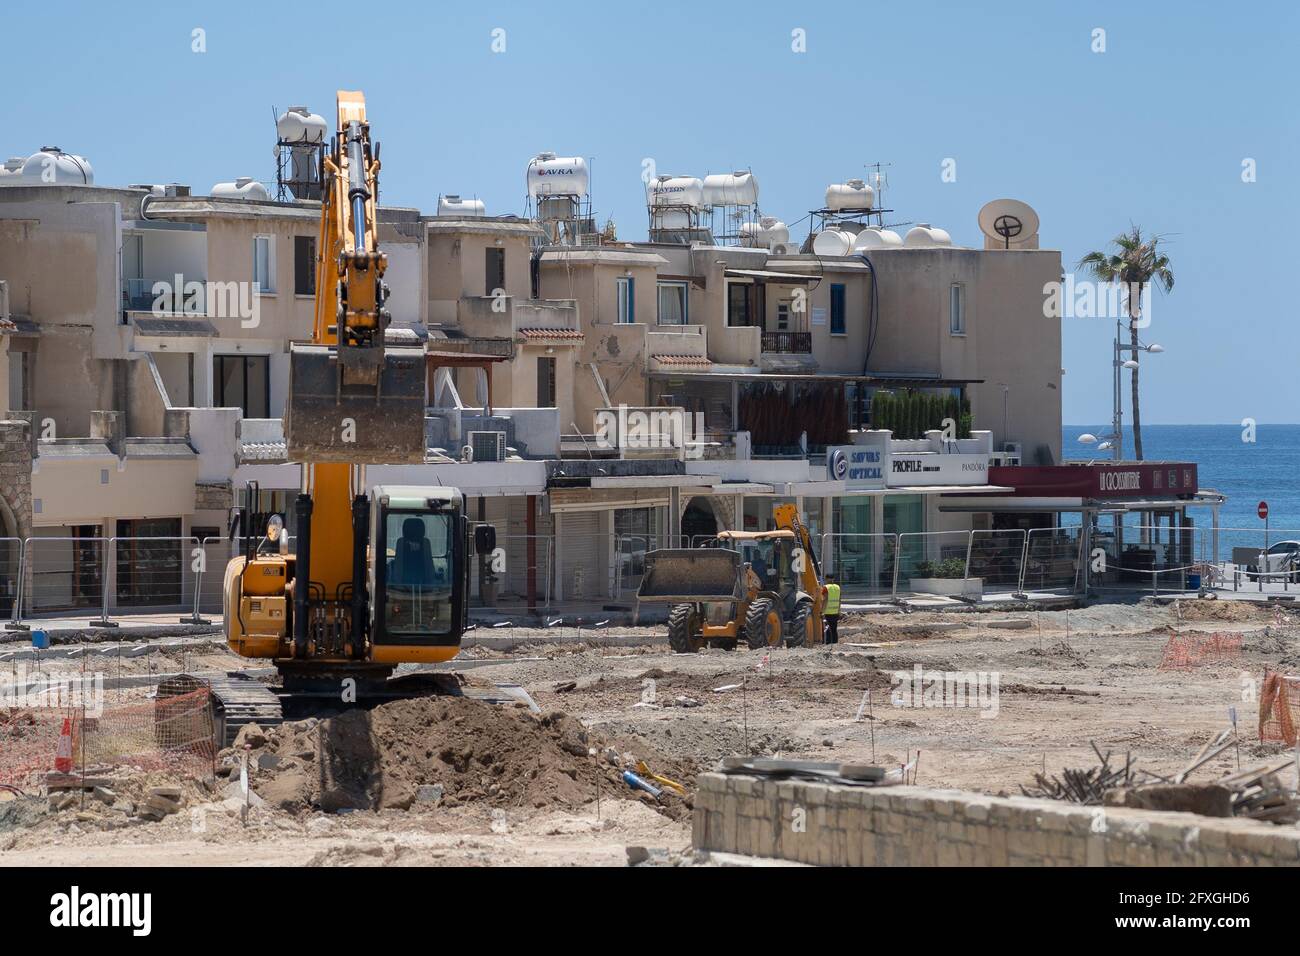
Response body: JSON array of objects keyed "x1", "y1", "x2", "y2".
[{"x1": 888, "y1": 452, "x2": 989, "y2": 487}]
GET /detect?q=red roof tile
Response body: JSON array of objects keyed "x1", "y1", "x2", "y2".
[
  {"x1": 651, "y1": 354, "x2": 712, "y2": 367},
  {"x1": 518, "y1": 327, "x2": 584, "y2": 340}
]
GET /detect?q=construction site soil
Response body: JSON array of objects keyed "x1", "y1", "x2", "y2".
[{"x1": 3, "y1": 598, "x2": 1298, "y2": 866}]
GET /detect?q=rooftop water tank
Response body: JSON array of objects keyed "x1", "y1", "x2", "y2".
[
  {"x1": 0, "y1": 157, "x2": 25, "y2": 181},
  {"x1": 812, "y1": 228, "x2": 855, "y2": 257},
  {"x1": 702, "y1": 171, "x2": 758, "y2": 207},
  {"x1": 904, "y1": 224, "x2": 953, "y2": 247},
  {"x1": 277, "y1": 106, "x2": 328, "y2": 144},
  {"x1": 437, "y1": 194, "x2": 486, "y2": 217},
  {"x1": 526, "y1": 153, "x2": 589, "y2": 200},
  {"x1": 20, "y1": 147, "x2": 93, "y2": 185},
  {"x1": 646, "y1": 175, "x2": 704, "y2": 209},
  {"x1": 852, "y1": 227, "x2": 903, "y2": 250},
  {"x1": 211, "y1": 177, "x2": 271, "y2": 201},
  {"x1": 825, "y1": 178, "x2": 874, "y2": 211}
]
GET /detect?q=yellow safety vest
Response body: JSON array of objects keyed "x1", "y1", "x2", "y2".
[{"x1": 824, "y1": 583, "x2": 841, "y2": 615}]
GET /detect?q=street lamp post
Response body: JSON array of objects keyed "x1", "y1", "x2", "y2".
[{"x1": 1079, "y1": 317, "x2": 1163, "y2": 462}]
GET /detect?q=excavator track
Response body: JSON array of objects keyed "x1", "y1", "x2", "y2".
[{"x1": 157, "y1": 673, "x2": 284, "y2": 749}]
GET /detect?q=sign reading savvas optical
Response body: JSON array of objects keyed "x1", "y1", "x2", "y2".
[{"x1": 828, "y1": 443, "x2": 886, "y2": 490}]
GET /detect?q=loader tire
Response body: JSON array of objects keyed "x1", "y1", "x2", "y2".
[
  {"x1": 668, "y1": 604, "x2": 703, "y2": 653},
  {"x1": 786, "y1": 597, "x2": 813, "y2": 648},
  {"x1": 745, "y1": 598, "x2": 781, "y2": 650}
]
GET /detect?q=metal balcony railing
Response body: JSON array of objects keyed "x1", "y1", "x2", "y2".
[
  {"x1": 761, "y1": 330, "x2": 811, "y2": 353},
  {"x1": 121, "y1": 277, "x2": 206, "y2": 315}
]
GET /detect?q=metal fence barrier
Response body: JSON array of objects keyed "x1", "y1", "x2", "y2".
[
  {"x1": 820, "y1": 532, "x2": 899, "y2": 602},
  {"x1": 467, "y1": 532, "x2": 552, "y2": 611},
  {"x1": 895, "y1": 530, "x2": 978, "y2": 601},
  {"x1": 1021, "y1": 526, "x2": 1085, "y2": 595},
  {"x1": 968, "y1": 528, "x2": 1027, "y2": 597},
  {"x1": 1, "y1": 536, "x2": 20, "y2": 626},
  {"x1": 13, "y1": 520, "x2": 1289, "y2": 630}
]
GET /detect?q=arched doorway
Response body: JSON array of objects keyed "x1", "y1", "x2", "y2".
[{"x1": 681, "y1": 498, "x2": 719, "y2": 545}]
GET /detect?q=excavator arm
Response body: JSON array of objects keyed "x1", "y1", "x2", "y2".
[{"x1": 285, "y1": 90, "x2": 426, "y2": 465}]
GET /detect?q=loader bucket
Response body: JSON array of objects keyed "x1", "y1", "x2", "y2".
[
  {"x1": 285, "y1": 343, "x2": 427, "y2": 464},
  {"x1": 637, "y1": 548, "x2": 742, "y2": 603}
]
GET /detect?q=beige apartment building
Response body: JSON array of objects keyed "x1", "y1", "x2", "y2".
[{"x1": 0, "y1": 143, "x2": 1069, "y2": 618}]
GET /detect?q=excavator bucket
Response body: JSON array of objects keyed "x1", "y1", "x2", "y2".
[
  {"x1": 285, "y1": 344, "x2": 427, "y2": 464},
  {"x1": 637, "y1": 548, "x2": 743, "y2": 603}
]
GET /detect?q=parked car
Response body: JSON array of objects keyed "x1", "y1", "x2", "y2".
[{"x1": 1251, "y1": 540, "x2": 1300, "y2": 580}]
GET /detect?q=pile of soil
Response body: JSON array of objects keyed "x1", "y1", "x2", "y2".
[{"x1": 241, "y1": 697, "x2": 692, "y2": 819}]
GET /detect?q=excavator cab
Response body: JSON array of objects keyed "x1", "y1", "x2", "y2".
[{"x1": 368, "y1": 486, "x2": 490, "y2": 649}]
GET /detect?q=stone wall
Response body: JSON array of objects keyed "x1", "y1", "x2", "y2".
[
  {"x1": 0, "y1": 418, "x2": 33, "y2": 540},
  {"x1": 693, "y1": 773, "x2": 1300, "y2": 866}
]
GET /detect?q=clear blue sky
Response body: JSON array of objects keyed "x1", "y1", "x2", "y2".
[{"x1": 6, "y1": 0, "x2": 1297, "y2": 426}]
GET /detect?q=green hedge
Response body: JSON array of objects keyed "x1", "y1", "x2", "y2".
[{"x1": 868, "y1": 390, "x2": 971, "y2": 440}]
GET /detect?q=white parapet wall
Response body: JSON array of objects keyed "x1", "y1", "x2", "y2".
[{"x1": 693, "y1": 773, "x2": 1300, "y2": 866}]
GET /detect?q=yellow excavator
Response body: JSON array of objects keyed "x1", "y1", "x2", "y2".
[
  {"x1": 637, "y1": 503, "x2": 825, "y2": 653},
  {"x1": 161, "y1": 91, "x2": 496, "y2": 746}
]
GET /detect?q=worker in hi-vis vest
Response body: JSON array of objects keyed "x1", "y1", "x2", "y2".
[{"x1": 823, "y1": 577, "x2": 841, "y2": 644}]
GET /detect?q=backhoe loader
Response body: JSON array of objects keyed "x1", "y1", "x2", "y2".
[{"x1": 637, "y1": 503, "x2": 825, "y2": 653}]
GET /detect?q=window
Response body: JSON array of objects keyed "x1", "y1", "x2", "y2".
[
  {"x1": 656, "y1": 281, "x2": 688, "y2": 325},
  {"x1": 214, "y1": 354, "x2": 270, "y2": 418},
  {"x1": 485, "y1": 247, "x2": 505, "y2": 297},
  {"x1": 382, "y1": 511, "x2": 454, "y2": 637},
  {"x1": 726, "y1": 281, "x2": 762, "y2": 327},
  {"x1": 830, "y1": 283, "x2": 846, "y2": 335},
  {"x1": 294, "y1": 235, "x2": 316, "y2": 296},
  {"x1": 9, "y1": 351, "x2": 31, "y2": 411},
  {"x1": 252, "y1": 236, "x2": 275, "y2": 293},
  {"x1": 777, "y1": 300, "x2": 790, "y2": 331},
  {"x1": 949, "y1": 283, "x2": 965, "y2": 335},
  {"x1": 536, "y1": 356, "x2": 556, "y2": 408},
  {"x1": 616, "y1": 276, "x2": 635, "y2": 323}
]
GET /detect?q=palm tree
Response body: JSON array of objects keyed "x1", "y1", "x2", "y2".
[{"x1": 1078, "y1": 227, "x2": 1174, "y2": 460}]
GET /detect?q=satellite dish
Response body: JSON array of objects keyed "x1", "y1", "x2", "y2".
[{"x1": 978, "y1": 199, "x2": 1040, "y2": 250}]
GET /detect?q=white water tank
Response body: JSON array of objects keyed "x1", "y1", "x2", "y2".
[
  {"x1": 437, "y1": 194, "x2": 486, "y2": 217},
  {"x1": 0, "y1": 157, "x2": 25, "y2": 181},
  {"x1": 702, "y1": 171, "x2": 759, "y2": 207},
  {"x1": 812, "y1": 228, "x2": 856, "y2": 257},
  {"x1": 646, "y1": 175, "x2": 704, "y2": 209},
  {"x1": 526, "y1": 153, "x2": 589, "y2": 200},
  {"x1": 904, "y1": 224, "x2": 953, "y2": 247},
  {"x1": 825, "y1": 178, "x2": 874, "y2": 211},
  {"x1": 211, "y1": 177, "x2": 271, "y2": 201},
  {"x1": 277, "y1": 106, "x2": 328, "y2": 144},
  {"x1": 20, "y1": 147, "x2": 93, "y2": 184},
  {"x1": 741, "y1": 219, "x2": 791, "y2": 249},
  {"x1": 852, "y1": 227, "x2": 903, "y2": 250}
]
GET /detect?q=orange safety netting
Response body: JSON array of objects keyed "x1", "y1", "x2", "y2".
[
  {"x1": 0, "y1": 689, "x2": 215, "y2": 790},
  {"x1": 1259, "y1": 672, "x2": 1300, "y2": 746},
  {"x1": 1157, "y1": 631, "x2": 1243, "y2": 670}
]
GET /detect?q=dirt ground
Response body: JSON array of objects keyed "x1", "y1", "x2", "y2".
[{"x1": 3, "y1": 597, "x2": 1298, "y2": 866}]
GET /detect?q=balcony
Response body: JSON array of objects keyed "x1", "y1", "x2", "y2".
[
  {"x1": 761, "y1": 330, "x2": 811, "y2": 354},
  {"x1": 121, "y1": 276, "x2": 206, "y2": 315}
]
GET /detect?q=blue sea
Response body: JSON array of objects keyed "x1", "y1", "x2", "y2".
[{"x1": 1062, "y1": 424, "x2": 1300, "y2": 544}]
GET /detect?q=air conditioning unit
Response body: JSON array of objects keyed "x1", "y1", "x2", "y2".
[
  {"x1": 770, "y1": 241, "x2": 797, "y2": 256},
  {"x1": 468, "y1": 430, "x2": 507, "y2": 463}
]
